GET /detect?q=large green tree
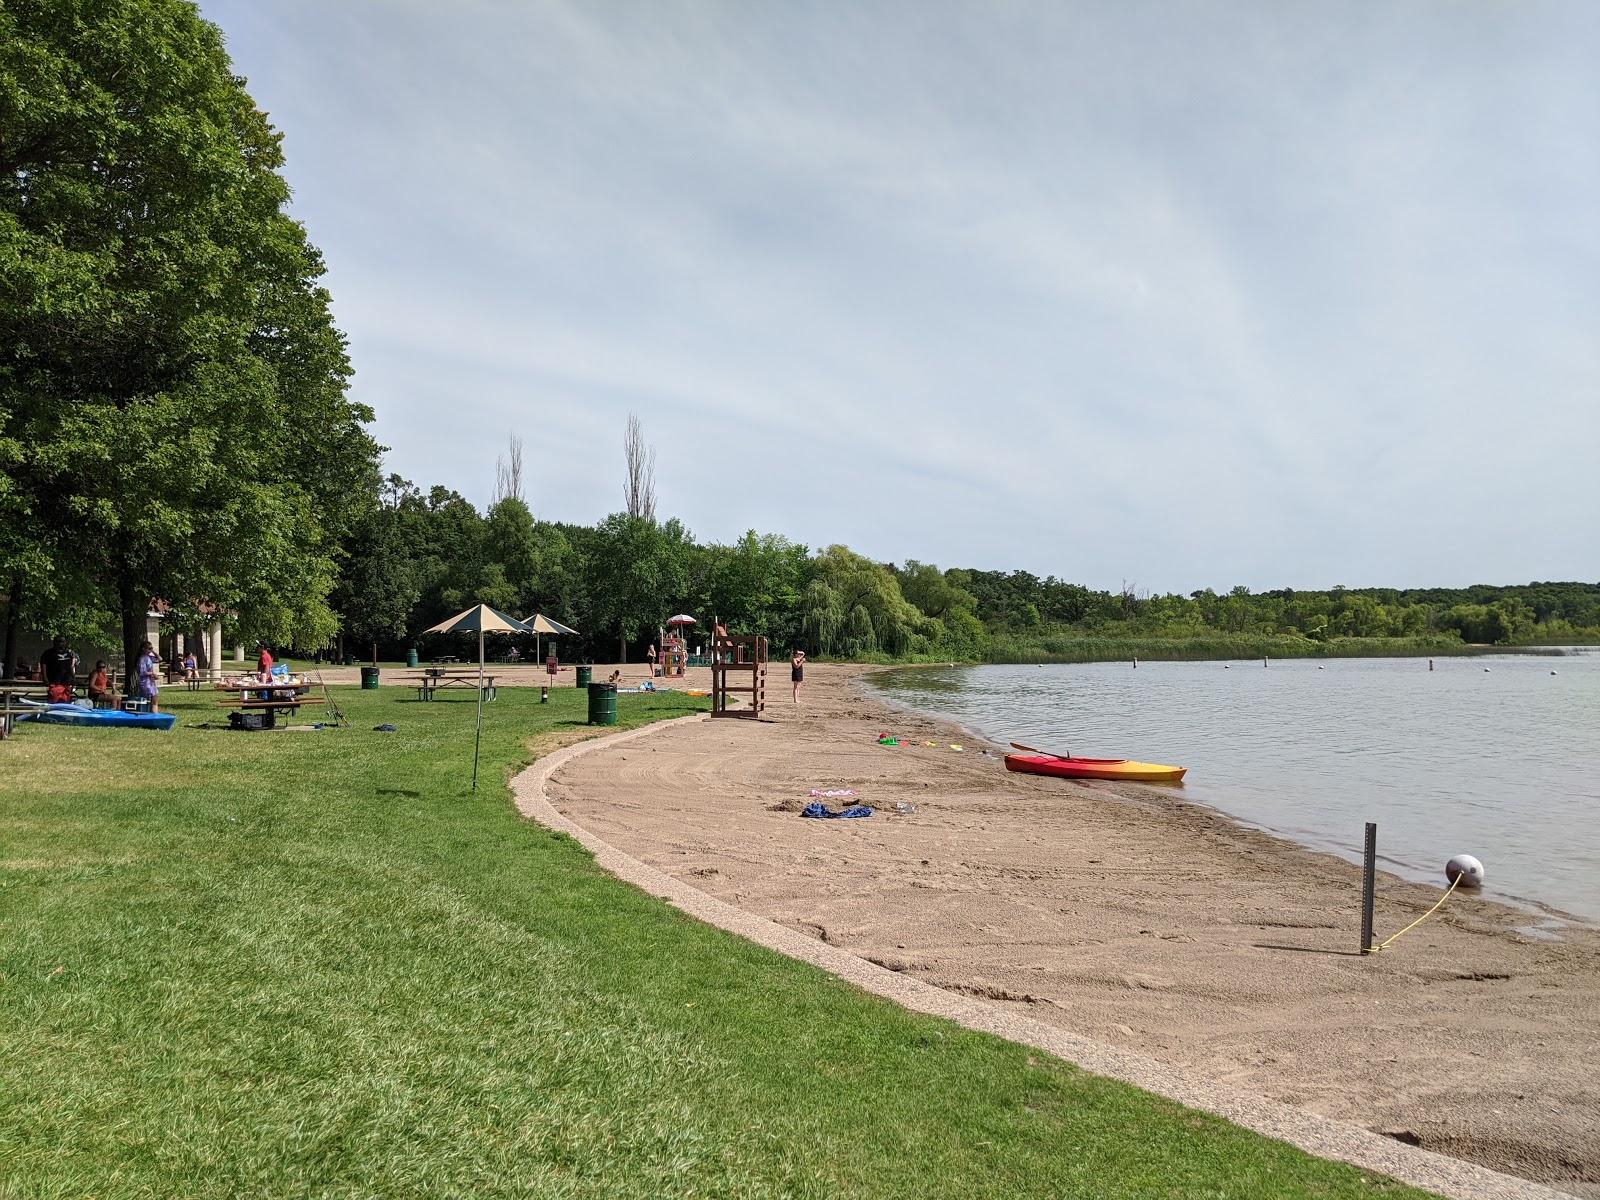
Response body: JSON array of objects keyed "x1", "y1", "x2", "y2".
[
  {"x1": 589, "y1": 514, "x2": 691, "y2": 660},
  {"x1": 0, "y1": 0, "x2": 378, "y2": 670}
]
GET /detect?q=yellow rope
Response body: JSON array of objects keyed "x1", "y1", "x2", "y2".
[{"x1": 1370, "y1": 873, "x2": 1462, "y2": 952}]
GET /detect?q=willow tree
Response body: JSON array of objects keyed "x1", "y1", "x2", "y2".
[{"x1": 0, "y1": 0, "x2": 378, "y2": 669}]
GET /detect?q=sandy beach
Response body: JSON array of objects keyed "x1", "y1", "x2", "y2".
[{"x1": 543, "y1": 661, "x2": 1600, "y2": 1196}]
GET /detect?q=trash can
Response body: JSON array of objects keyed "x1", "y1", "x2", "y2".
[
  {"x1": 587, "y1": 681, "x2": 617, "y2": 726},
  {"x1": 361, "y1": 666, "x2": 380, "y2": 690},
  {"x1": 575, "y1": 665, "x2": 592, "y2": 689},
  {"x1": 406, "y1": 648, "x2": 418, "y2": 668}
]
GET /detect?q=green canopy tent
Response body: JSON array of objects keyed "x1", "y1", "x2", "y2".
[{"x1": 423, "y1": 604, "x2": 530, "y2": 791}]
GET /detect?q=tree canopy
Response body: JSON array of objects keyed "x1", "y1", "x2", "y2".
[{"x1": 0, "y1": 0, "x2": 378, "y2": 667}]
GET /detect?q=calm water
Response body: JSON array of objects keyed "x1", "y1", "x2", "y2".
[{"x1": 874, "y1": 652, "x2": 1600, "y2": 923}]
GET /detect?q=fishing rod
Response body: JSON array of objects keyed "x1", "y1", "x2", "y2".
[{"x1": 314, "y1": 658, "x2": 346, "y2": 727}]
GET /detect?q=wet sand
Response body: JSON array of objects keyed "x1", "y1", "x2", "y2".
[{"x1": 546, "y1": 662, "x2": 1600, "y2": 1196}]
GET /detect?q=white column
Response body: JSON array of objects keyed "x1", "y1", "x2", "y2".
[
  {"x1": 209, "y1": 620, "x2": 223, "y2": 681},
  {"x1": 234, "y1": 643, "x2": 246, "y2": 663}
]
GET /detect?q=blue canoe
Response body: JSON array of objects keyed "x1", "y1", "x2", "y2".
[{"x1": 19, "y1": 703, "x2": 177, "y2": 731}]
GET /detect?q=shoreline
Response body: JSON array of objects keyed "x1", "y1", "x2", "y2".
[
  {"x1": 546, "y1": 661, "x2": 1600, "y2": 1196},
  {"x1": 862, "y1": 665, "x2": 1595, "y2": 930}
]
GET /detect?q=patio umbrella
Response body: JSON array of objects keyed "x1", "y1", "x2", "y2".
[
  {"x1": 423, "y1": 604, "x2": 530, "y2": 791},
  {"x1": 522, "y1": 613, "x2": 581, "y2": 664},
  {"x1": 664, "y1": 615, "x2": 697, "y2": 659}
]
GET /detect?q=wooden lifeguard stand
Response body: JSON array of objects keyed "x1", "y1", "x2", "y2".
[
  {"x1": 661, "y1": 634, "x2": 688, "y2": 677},
  {"x1": 710, "y1": 633, "x2": 766, "y2": 718}
]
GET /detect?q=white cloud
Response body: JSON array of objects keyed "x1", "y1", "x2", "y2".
[{"x1": 207, "y1": 0, "x2": 1600, "y2": 590}]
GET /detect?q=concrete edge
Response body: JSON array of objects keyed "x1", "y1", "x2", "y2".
[{"x1": 511, "y1": 715, "x2": 1574, "y2": 1200}]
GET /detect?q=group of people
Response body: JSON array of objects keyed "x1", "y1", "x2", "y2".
[{"x1": 2, "y1": 635, "x2": 179, "y2": 713}]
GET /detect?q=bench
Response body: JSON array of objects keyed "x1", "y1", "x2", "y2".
[
  {"x1": 0, "y1": 683, "x2": 50, "y2": 739},
  {"x1": 407, "y1": 673, "x2": 497, "y2": 702},
  {"x1": 215, "y1": 693, "x2": 324, "y2": 729}
]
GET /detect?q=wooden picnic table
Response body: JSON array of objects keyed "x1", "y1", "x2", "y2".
[
  {"x1": 216, "y1": 681, "x2": 323, "y2": 728},
  {"x1": 0, "y1": 681, "x2": 50, "y2": 739},
  {"x1": 407, "y1": 672, "x2": 497, "y2": 702}
]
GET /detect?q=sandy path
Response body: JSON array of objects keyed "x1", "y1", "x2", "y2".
[{"x1": 547, "y1": 662, "x2": 1600, "y2": 1197}]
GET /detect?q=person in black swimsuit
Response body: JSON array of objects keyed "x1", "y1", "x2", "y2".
[{"x1": 791, "y1": 649, "x2": 805, "y2": 704}]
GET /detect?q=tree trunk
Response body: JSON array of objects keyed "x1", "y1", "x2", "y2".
[
  {"x1": 119, "y1": 573, "x2": 144, "y2": 691},
  {"x1": 3, "y1": 575, "x2": 21, "y2": 677},
  {"x1": 619, "y1": 630, "x2": 626, "y2": 663}
]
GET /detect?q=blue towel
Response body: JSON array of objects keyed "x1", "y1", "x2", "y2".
[{"x1": 800, "y1": 802, "x2": 872, "y2": 819}]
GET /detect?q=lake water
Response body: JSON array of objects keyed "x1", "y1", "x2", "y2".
[{"x1": 874, "y1": 652, "x2": 1600, "y2": 924}]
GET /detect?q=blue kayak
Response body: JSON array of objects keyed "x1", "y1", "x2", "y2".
[{"x1": 19, "y1": 703, "x2": 177, "y2": 731}]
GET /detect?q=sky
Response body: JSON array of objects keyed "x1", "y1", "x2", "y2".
[{"x1": 198, "y1": 0, "x2": 1599, "y2": 594}]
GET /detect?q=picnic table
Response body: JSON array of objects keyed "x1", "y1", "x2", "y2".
[
  {"x1": 430, "y1": 655, "x2": 460, "y2": 665},
  {"x1": 0, "y1": 681, "x2": 50, "y2": 739},
  {"x1": 215, "y1": 680, "x2": 323, "y2": 729},
  {"x1": 408, "y1": 671, "x2": 497, "y2": 702}
]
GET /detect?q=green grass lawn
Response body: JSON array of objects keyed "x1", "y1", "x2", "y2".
[{"x1": 0, "y1": 687, "x2": 1429, "y2": 1198}]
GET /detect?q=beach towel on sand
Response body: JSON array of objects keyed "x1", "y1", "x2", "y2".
[{"x1": 801, "y1": 802, "x2": 872, "y2": 819}]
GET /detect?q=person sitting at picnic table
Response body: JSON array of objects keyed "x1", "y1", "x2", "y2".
[
  {"x1": 135, "y1": 640, "x2": 161, "y2": 712},
  {"x1": 183, "y1": 649, "x2": 199, "y2": 685},
  {"x1": 39, "y1": 636, "x2": 78, "y2": 702},
  {"x1": 12, "y1": 658, "x2": 33, "y2": 681},
  {"x1": 86, "y1": 660, "x2": 116, "y2": 707}
]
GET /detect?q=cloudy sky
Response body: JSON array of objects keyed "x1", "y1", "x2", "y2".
[{"x1": 200, "y1": 0, "x2": 1597, "y2": 593}]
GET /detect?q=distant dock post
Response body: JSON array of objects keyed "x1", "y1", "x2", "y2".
[{"x1": 1359, "y1": 822, "x2": 1377, "y2": 955}]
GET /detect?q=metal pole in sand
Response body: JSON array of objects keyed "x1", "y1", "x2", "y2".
[{"x1": 1359, "y1": 822, "x2": 1377, "y2": 955}]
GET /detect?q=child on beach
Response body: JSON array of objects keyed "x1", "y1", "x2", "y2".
[{"x1": 791, "y1": 649, "x2": 805, "y2": 704}]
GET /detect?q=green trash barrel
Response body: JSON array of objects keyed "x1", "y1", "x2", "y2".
[
  {"x1": 361, "y1": 666, "x2": 380, "y2": 690},
  {"x1": 406, "y1": 648, "x2": 418, "y2": 668},
  {"x1": 575, "y1": 665, "x2": 592, "y2": 688},
  {"x1": 587, "y1": 681, "x2": 616, "y2": 726}
]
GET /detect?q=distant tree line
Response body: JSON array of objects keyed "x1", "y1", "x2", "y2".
[{"x1": 332, "y1": 458, "x2": 1600, "y2": 662}]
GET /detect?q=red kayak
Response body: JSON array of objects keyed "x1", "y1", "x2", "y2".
[{"x1": 1004, "y1": 753, "x2": 1186, "y2": 783}]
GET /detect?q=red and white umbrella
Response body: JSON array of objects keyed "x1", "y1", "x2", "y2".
[{"x1": 666, "y1": 614, "x2": 696, "y2": 627}]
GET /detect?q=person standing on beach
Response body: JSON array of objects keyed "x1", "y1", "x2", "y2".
[
  {"x1": 647, "y1": 643, "x2": 658, "y2": 677},
  {"x1": 791, "y1": 649, "x2": 805, "y2": 704}
]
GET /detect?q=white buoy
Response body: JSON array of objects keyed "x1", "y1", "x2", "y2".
[
  {"x1": 1551, "y1": 670, "x2": 1558, "y2": 676},
  {"x1": 1446, "y1": 854, "x2": 1485, "y2": 889},
  {"x1": 1483, "y1": 667, "x2": 1491, "y2": 672}
]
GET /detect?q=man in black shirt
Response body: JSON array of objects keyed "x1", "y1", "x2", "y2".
[{"x1": 38, "y1": 636, "x2": 78, "y2": 700}]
